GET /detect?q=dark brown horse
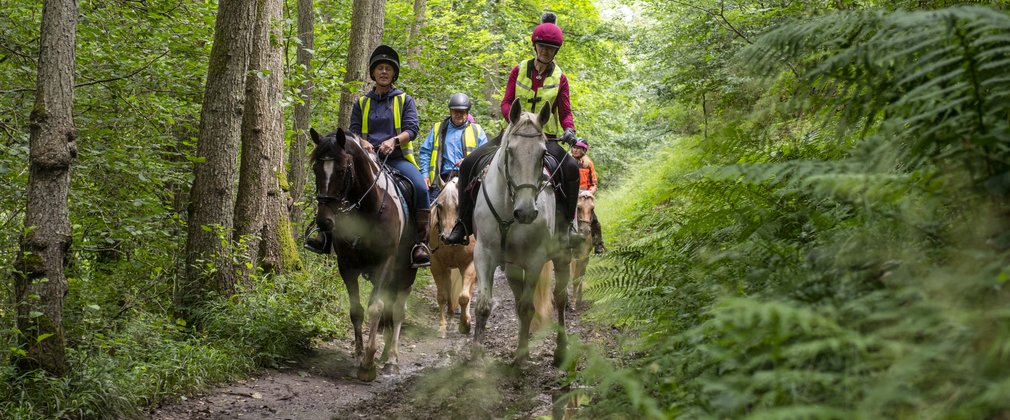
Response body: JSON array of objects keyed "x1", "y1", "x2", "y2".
[{"x1": 310, "y1": 128, "x2": 417, "y2": 381}]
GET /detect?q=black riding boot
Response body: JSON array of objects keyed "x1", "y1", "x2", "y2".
[
  {"x1": 411, "y1": 208, "x2": 432, "y2": 268},
  {"x1": 304, "y1": 229, "x2": 332, "y2": 254},
  {"x1": 591, "y1": 211, "x2": 606, "y2": 254}
]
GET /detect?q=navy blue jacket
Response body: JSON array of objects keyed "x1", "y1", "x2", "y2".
[{"x1": 349, "y1": 87, "x2": 420, "y2": 161}]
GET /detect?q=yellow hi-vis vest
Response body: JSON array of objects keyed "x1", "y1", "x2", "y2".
[
  {"x1": 428, "y1": 120, "x2": 479, "y2": 181},
  {"x1": 514, "y1": 59, "x2": 563, "y2": 137},
  {"x1": 358, "y1": 93, "x2": 419, "y2": 168}
]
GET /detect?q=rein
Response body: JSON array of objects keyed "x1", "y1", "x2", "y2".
[
  {"x1": 316, "y1": 151, "x2": 392, "y2": 215},
  {"x1": 480, "y1": 133, "x2": 550, "y2": 259}
]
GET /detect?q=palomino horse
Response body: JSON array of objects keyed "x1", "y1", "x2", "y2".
[
  {"x1": 472, "y1": 98, "x2": 572, "y2": 365},
  {"x1": 309, "y1": 128, "x2": 417, "y2": 381},
  {"x1": 570, "y1": 190, "x2": 595, "y2": 309},
  {"x1": 429, "y1": 177, "x2": 478, "y2": 338}
]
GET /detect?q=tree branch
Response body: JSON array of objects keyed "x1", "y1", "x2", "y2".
[{"x1": 74, "y1": 50, "x2": 171, "y2": 88}]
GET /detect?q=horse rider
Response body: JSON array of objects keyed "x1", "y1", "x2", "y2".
[
  {"x1": 419, "y1": 93, "x2": 489, "y2": 205},
  {"x1": 441, "y1": 12, "x2": 582, "y2": 247},
  {"x1": 305, "y1": 45, "x2": 432, "y2": 268},
  {"x1": 571, "y1": 138, "x2": 607, "y2": 254}
]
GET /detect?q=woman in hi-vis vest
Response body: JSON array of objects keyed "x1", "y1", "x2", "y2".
[
  {"x1": 441, "y1": 12, "x2": 582, "y2": 247},
  {"x1": 305, "y1": 45, "x2": 432, "y2": 269}
]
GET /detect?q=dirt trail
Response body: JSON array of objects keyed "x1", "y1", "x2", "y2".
[{"x1": 150, "y1": 269, "x2": 601, "y2": 420}]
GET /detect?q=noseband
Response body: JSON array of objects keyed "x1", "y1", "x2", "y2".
[
  {"x1": 315, "y1": 157, "x2": 357, "y2": 212},
  {"x1": 501, "y1": 137, "x2": 549, "y2": 198}
]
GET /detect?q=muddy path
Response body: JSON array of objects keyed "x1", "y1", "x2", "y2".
[{"x1": 150, "y1": 269, "x2": 607, "y2": 419}]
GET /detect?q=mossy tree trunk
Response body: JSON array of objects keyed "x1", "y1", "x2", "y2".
[
  {"x1": 235, "y1": 0, "x2": 283, "y2": 279},
  {"x1": 14, "y1": 0, "x2": 78, "y2": 376},
  {"x1": 179, "y1": 0, "x2": 258, "y2": 320},
  {"x1": 288, "y1": 0, "x2": 314, "y2": 233}
]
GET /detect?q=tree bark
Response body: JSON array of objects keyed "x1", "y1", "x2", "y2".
[
  {"x1": 235, "y1": 0, "x2": 281, "y2": 279},
  {"x1": 368, "y1": 0, "x2": 387, "y2": 53},
  {"x1": 337, "y1": 0, "x2": 386, "y2": 129},
  {"x1": 406, "y1": 0, "x2": 426, "y2": 69},
  {"x1": 179, "y1": 0, "x2": 258, "y2": 319},
  {"x1": 14, "y1": 0, "x2": 77, "y2": 376},
  {"x1": 289, "y1": 0, "x2": 314, "y2": 232}
]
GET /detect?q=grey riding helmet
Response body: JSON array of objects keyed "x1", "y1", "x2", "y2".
[{"x1": 448, "y1": 93, "x2": 471, "y2": 110}]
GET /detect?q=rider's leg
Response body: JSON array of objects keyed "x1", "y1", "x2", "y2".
[
  {"x1": 591, "y1": 210, "x2": 606, "y2": 253},
  {"x1": 443, "y1": 139, "x2": 500, "y2": 245},
  {"x1": 546, "y1": 141, "x2": 583, "y2": 247},
  {"x1": 388, "y1": 158, "x2": 432, "y2": 267}
]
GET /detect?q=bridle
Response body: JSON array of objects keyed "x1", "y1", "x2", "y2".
[{"x1": 315, "y1": 151, "x2": 389, "y2": 214}]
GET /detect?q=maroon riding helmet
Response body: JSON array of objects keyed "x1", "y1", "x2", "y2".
[{"x1": 532, "y1": 12, "x2": 564, "y2": 49}]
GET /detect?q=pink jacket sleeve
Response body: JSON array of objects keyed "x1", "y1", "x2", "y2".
[{"x1": 500, "y1": 66, "x2": 520, "y2": 117}]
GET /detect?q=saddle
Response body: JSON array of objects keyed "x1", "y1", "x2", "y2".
[
  {"x1": 384, "y1": 167, "x2": 416, "y2": 217},
  {"x1": 464, "y1": 149, "x2": 565, "y2": 201}
]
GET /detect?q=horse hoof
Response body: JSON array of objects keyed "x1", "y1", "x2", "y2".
[
  {"x1": 381, "y1": 363, "x2": 400, "y2": 375},
  {"x1": 439, "y1": 329, "x2": 447, "y2": 339},
  {"x1": 357, "y1": 366, "x2": 377, "y2": 382},
  {"x1": 458, "y1": 322, "x2": 471, "y2": 335}
]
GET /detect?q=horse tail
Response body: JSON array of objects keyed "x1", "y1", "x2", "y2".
[{"x1": 531, "y1": 261, "x2": 555, "y2": 333}]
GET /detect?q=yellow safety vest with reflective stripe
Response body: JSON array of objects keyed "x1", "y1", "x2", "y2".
[
  {"x1": 514, "y1": 59, "x2": 563, "y2": 137},
  {"x1": 427, "y1": 120, "x2": 479, "y2": 181},
  {"x1": 358, "y1": 93, "x2": 419, "y2": 168}
]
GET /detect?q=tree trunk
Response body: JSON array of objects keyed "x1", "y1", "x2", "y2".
[
  {"x1": 406, "y1": 0, "x2": 426, "y2": 69},
  {"x1": 180, "y1": 0, "x2": 258, "y2": 319},
  {"x1": 235, "y1": 0, "x2": 281, "y2": 280},
  {"x1": 289, "y1": 0, "x2": 313, "y2": 232},
  {"x1": 257, "y1": 0, "x2": 300, "y2": 273},
  {"x1": 337, "y1": 0, "x2": 386, "y2": 129},
  {"x1": 14, "y1": 0, "x2": 77, "y2": 376},
  {"x1": 368, "y1": 0, "x2": 387, "y2": 53}
]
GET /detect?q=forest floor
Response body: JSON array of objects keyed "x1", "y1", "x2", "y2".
[{"x1": 149, "y1": 268, "x2": 619, "y2": 420}]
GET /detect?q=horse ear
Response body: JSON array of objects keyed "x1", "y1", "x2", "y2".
[
  {"x1": 537, "y1": 100, "x2": 552, "y2": 128},
  {"x1": 335, "y1": 127, "x2": 347, "y2": 148},
  {"x1": 509, "y1": 97, "x2": 523, "y2": 124},
  {"x1": 310, "y1": 128, "x2": 321, "y2": 145}
]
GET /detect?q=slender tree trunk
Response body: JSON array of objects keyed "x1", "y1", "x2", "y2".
[
  {"x1": 337, "y1": 0, "x2": 373, "y2": 129},
  {"x1": 235, "y1": 0, "x2": 280, "y2": 279},
  {"x1": 289, "y1": 0, "x2": 313, "y2": 232},
  {"x1": 179, "y1": 0, "x2": 258, "y2": 319},
  {"x1": 14, "y1": 0, "x2": 77, "y2": 376},
  {"x1": 256, "y1": 0, "x2": 300, "y2": 273},
  {"x1": 368, "y1": 0, "x2": 387, "y2": 53},
  {"x1": 406, "y1": 0, "x2": 425, "y2": 69}
]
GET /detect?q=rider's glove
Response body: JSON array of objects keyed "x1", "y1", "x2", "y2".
[{"x1": 560, "y1": 128, "x2": 576, "y2": 146}]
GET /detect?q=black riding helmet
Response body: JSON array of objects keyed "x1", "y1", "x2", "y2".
[
  {"x1": 448, "y1": 93, "x2": 471, "y2": 110},
  {"x1": 369, "y1": 45, "x2": 400, "y2": 82}
]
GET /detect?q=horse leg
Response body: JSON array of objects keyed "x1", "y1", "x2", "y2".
[
  {"x1": 341, "y1": 270, "x2": 365, "y2": 358},
  {"x1": 381, "y1": 288, "x2": 409, "y2": 374},
  {"x1": 552, "y1": 257, "x2": 572, "y2": 367},
  {"x1": 505, "y1": 264, "x2": 533, "y2": 364},
  {"x1": 458, "y1": 262, "x2": 477, "y2": 335},
  {"x1": 472, "y1": 246, "x2": 497, "y2": 346},
  {"x1": 431, "y1": 259, "x2": 451, "y2": 338},
  {"x1": 358, "y1": 286, "x2": 384, "y2": 382}
]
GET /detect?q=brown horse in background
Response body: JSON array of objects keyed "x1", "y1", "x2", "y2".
[
  {"x1": 309, "y1": 128, "x2": 417, "y2": 381},
  {"x1": 570, "y1": 190, "x2": 595, "y2": 309},
  {"x1": 429, "y1": 177, "x2": 478, "y2": 338}
]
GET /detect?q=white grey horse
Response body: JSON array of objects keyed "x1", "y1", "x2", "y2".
[{"x1": 472, "y1": 98, "x2": 572, "y2": 365}]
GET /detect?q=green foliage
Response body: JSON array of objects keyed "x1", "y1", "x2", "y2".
[{"x1": 575, "y1": 4, "x2": 1010, "y2": 419}]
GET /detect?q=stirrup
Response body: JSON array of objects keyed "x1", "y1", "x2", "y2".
[
  {"x1": 411, "y1": 243, "x2": 431, "y2": 268},
  {"x1": 303, "y1": 228, "x2": 331, "y2": 254}
]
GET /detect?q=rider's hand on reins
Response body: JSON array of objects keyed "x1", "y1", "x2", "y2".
[{"x1": 378, "y1": 137, "x2": 398, "y2": 155}]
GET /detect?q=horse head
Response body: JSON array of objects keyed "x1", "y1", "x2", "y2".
[
  {"x1": 502, "y1": 97, "x2": 552, "y2": 224},
  {"x1": 576, "y1": 189, "x2": 595, "y2": 235},
  {"x1": 433, "y1": 177, "x2": 461, "y2": 241},
  {"x1": 310, "y1": 127, "x2": 372, "y2": 234}
]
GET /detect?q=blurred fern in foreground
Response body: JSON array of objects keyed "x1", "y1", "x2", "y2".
[{"x1": 579, "y1": 6, "x2": 1010, "y2": 418}]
